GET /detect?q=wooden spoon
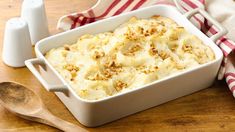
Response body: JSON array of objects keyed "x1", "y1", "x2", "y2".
[{"x1": 0, "y1": 82, "x2": 87, "y2": 132}]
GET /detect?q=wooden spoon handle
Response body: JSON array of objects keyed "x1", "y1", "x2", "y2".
[{"x1": 37, "y1": 110, "x2": 87, "y2": 132}]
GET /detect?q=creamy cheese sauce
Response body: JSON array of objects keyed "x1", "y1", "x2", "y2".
[{"x1": 46, "y1": 16, "x2": 215, "y2": 100}]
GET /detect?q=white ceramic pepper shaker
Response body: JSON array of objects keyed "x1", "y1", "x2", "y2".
[
  {"x1": 21, "y1": 0, "x2": 49, "y2": 45},
  {"x1": 2, "y1": 17, "x2": 33, "y2": 67}
]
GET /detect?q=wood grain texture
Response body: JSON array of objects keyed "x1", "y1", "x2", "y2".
[
  {"x1": 0, "y1": 0, "x2": 235, "y2": 132},
  {"x1": 0, "y1": 82, "x2": 87, "y2": 132}
]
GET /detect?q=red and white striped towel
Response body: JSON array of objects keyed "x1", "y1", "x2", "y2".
[{"x1": 57, "y1": 0, "x2": 235, "y2": 97}]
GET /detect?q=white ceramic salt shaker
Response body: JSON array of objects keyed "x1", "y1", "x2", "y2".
[
  {"x1": 21, "y1": 0, "x2": 49, "y2": 45},
  {"x1": 2, "y1": 17, "x2": 33, "y2": 67}
]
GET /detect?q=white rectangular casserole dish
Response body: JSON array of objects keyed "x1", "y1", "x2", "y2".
[{"x1": 25, "y1": 5, "x2": 226, "y2": 127}]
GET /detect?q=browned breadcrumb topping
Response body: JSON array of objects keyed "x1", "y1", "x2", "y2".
[
  {"x1": 124, "y1": 27, "x2": 138, "y2": 41},
  {"x1": 143, "y1": 67, "x2": 158, "y2": 74},
  {"x1": 137, "y1": 26, "x2": 144, "y2": 34},
  {"x1": 92, "y1": 50, "x2": 105, "y2": 60},
  {"x1": 63, "y1": 64, "x2": 80, "y2": 80},
  {"x1": 182, "y1": 44, "x2": 193, "y2": 52},
  {"x1": 87, "y1": 66, "x2": 123, "y2": 81},
  {"x1": 168, "y1": 33, "x2": 178, "y2": 41},
  {"x1": 148, "y1": 42, "x2": 157, "y2": 56},
  {"x1": 64, "y1": 45, "x2": 70, "y2": 51},
  {"x1": 149, "y1": 47, "x2": 158, "y2": 56},
  {"x1": 159, "y1": 28, "x2": 167, "y2": 36},
  {"x1": 170, "y1": 44, "x2": 178, "y2": 51},
  {"x1": 124, "y1": 25, "x2": 159, "y2": 41},
  {"x1": 86, "y1": 55, "x2": 123, "y2": 80},
  {"x1": 154, "y1": 66, "x2": 159, "y2": 70},
  {"x1": 104, "y1": 59, "x2": 118, "y2": 68},
  {"x1": 87, "y1": 72, "x2": 108, "y2": 81},
  {"x1": 159, "y1": 51, "x2": 169, "y2": 60},
  {"x1": 130, "y1": 44, "x2": 142, "y2": 52},
  {"x1": 104, "y1": 59, "x2": 123, "y2": 74},
  {"x1": 123, "y1": 44, "x2": 142, "y2": 56},
  {"x1": 136, "y1": 65, "x2": 158, "y2": 74},
  {"x1": 103, "y1": 69, "x2": 113, "y2": 78},
  {"x1": 144, "y1": 28, "x2": 157, "y2": 37},
  {"x1": 136, "y1": 65, "x2": 146, "y2": 71},
  {"x1": 64, "y1": 64, "x2": 80, "y2": 72},
  {"x1": 114, "y1": 80, "x2": 127, "y2": 91}
]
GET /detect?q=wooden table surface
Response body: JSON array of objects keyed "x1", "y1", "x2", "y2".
[{"x1": 1, "y1": 0, "x2": 235, "y2": 132}]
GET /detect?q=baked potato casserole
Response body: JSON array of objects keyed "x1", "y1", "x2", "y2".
[{"x1": 46, "y1": 16, "x2": 215, "y2": 100}]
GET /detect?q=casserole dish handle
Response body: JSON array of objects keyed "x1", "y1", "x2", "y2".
[
  {"x1": 25, "y1": 58, "x2": 68, "y2": 95},
  {"x1": 184, "y1": 8, "x2": 228, "y2": 42}
]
